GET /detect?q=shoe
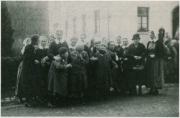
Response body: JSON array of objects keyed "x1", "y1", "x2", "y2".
[
  {"x1": 147, "y1": 89, "x2": 154, "y2": 95},
  {"x1": 153, "y1": 89, "x2": 159, "y2": 95},
  {"x1": 47, "y1": 103, "x2": 56, "y2": 108},
  {"x1": 25, "y1": 102, "x2": 32, "y2": 107}
]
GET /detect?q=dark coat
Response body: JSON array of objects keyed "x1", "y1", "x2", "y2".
[
  {"x1": 69, "y1": 50, "x2": 89, "y2": 94},
  {"x1": 91, "y1": 52, "x2": 115, "y2": 90},
  {"x1": 21, "y1": 44, "x2": 40, "y2": 97},
  {"x1": 48, "y1": 58, "x2": 69, "y2": 96},
  {"x1": 114, "y1": 45, "x2": 123, "y2": 58}
]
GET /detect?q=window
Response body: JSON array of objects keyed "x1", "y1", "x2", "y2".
[
  {"x1": 65, "y1": 20, "x2": 68, "y2": 38},
  {"x1": 82, "y1": 14, "x2": 86, "y2": 34},
  {"x1": 73, "y1": 17, "x2": 76, "y2": 34},
  {"x1": 137, "y1": 7, "x2": 149, "y2": 32},
  {"x1": 94, "y1": 10, "x2": 100, "y2": 34}
]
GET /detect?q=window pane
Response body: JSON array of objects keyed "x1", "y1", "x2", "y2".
[
  {"x1": 142, "y1": 23, "x2": 147, "y2": 30},
  {"x1": 138, "y1": 17, "x2": 141, "y2": 23},
  {"x1": 138, "y1": 7, "x2": 147, "y2": 16},
  {"x1": 142, "y1": 17, "x2": 147, "y2": 24},
  {"x1": 138, "y1": 24, "x2": 142, "y2": 31}
]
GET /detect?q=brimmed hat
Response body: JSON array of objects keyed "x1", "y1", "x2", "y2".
[
  {"x1": 58, "y1": 47, "x2": 68, "y2": 55},
  {"x1": 132, "y1": 33, "x2": 140, "y2": 40}
]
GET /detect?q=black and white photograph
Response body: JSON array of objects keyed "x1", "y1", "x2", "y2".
[{"x1": 1, "y1": 1, "x2": 179, "y2": 117}]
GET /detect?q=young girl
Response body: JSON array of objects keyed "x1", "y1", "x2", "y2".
[{"x1": 47, "y1": 47, "x2": 71, "y2": 107}]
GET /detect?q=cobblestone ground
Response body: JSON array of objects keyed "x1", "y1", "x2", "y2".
[{"x1": 1, "y1": 84, "x2": 179, "y2": 117}]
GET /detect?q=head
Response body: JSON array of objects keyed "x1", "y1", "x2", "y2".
[
  {"x1": 99, "y1": 43, "x2": 107, "y2": 55},
  {"x1": 80, "y1": 34, "x2": 87, "y2": 43},
  {"x1": 31, "y1": 34, "x2": 39, "y2": 46},
  {"x1": 58, "y1": 47, "x2": 68, "y2": 59},
  {"x1": 49, "y1": 33, "x2": 55, "y2": 44},
  {"x1": 132, "y1": 34, "x2": 140, "y2": 45},
  {"x1": 122, "y1": 38, "x2": 128, "y2": 46},
  {"x1": 94, "y1": 41, "x2": 101, "y2": 51},
  {"x1": 55, "y1": 29, "x2": 63, "y2": 41},
  {"x1": 70, "y1": 36, "x2": 78, "y2": 47},
  {"x1": 165, "y1": 32, "x2": 169, "y2": 38},
  {"x1": 39, "y1": 36, "x2": 48, "y2": 48},
  {"x1": 75, "y1": 44, "x2": 84, "y2": 53},
  {"x1": 23, "y1": 38, "x2": 31, "y2": 46},
  {"x1": 90, "y1": 38, "x2": 95, "y2": 47},
  {"x1": 102, "y1": 37, "x2": 109, "y2": 47},
  {"x1": 116, "y1": 36, "x2": 121, "y2": 45},
  {"x1": 108, "y1": 41, "x2": 115, "y2": 51},
  {"x1": 150, "y1": 31, "x2": 155, "y2": 40}
]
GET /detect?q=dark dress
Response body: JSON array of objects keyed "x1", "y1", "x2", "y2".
[
  {"x1": 146, "y1": 40, "x2": 165, "y2": 89},
  {"x1": 35, "y1": 48, "x2": 50, "y2": 97},
  {"x1": 21, "y1": 44, "x2": 40, "y2": 99},
  {"x1": 128, "y1": 43, "x2": 146, "y2": 90},
  {"x1": 69, "y1": 50, "x2": 89, "y2": 97},
  {"x1": 48, "y1": 57, "x2": 69, "y2": 96}
]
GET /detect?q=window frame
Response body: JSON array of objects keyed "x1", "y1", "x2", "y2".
[{"x1": 137, "y1": 7, "x2": 149, "y2": 32}]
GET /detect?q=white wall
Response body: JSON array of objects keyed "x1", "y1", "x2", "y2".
[{"x1": 49, "y1": 1, "x2": 179, "y2": 46}]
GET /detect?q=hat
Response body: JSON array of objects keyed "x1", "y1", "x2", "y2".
[
  {"x1": 99, "y1": 42, "x2": 107, "y2": 47},
  {"x1": 58, "y1": 47, "x2": 68, "y2": 55},
  {"x1": 132, "y1": 33, "x2": 140, "y2": 40}
]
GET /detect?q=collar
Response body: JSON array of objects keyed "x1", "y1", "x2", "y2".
[
  {"x1": 122, "y1": 45, "x2": 128, "y2": 49},
  {"x1": 69, "y1": 46, "x2": 75, "y2": 49},
  {"x1": 150, "y1": 37, "x2": 157, "y2": 42},
  {"x1": 39, "y1": 45, "x2": 48, "y2": 49},
  {"x1": 55, "y1": 39, "x2": 64, "y2": 44}
]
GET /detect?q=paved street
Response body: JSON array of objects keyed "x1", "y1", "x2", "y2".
[{"x1": 1, "y1": 86, "x2": 179, "y2": 117}]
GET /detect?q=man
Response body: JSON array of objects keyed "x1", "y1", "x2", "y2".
[{"x1": 114, "y1": 36, "x2": 122, "y2": 57}]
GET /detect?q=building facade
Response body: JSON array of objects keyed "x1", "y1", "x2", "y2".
[
  {"x1": 49, "y1": 1, "x2": 179, "y2": 46},
  {"x1": 5, "y1": 1, "x2": 49, "y2": 55}
]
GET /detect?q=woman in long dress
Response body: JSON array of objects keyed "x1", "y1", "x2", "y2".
[
  {"x1": 15, "y1": 38, "x2": 31, "y2": 103},
  {"x1": 21, "y1": 34, "x2": 40, "y2": 107},
  {"x1": 146, "y1": 30, "x2": 165, "y2": 95}
]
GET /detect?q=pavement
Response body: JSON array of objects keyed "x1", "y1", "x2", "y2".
[{"x1": 1, "y1": 83, "x2": 179, "y2": 117}]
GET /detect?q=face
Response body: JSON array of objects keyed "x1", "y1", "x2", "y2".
[
  {"x1": 116, "y1": 37, "x2": 121, "y2": 44},
  {"x1": 40, "y1": 38, "x2": 47, "y2": 48},
  {"x1": 81, "y1": 35, "x2": 86, "y2": 42},
  {"x1": 150, "y1": 34, "x2": 155, "y2": 40},
  {"x1": 64, "y1": 51, "x2": 69, "y2": 58},
  {"x1": 109, "y1": 42, "x2": 115, "y2": 51},
  {"x1": 55, "y1": 31, "x2": 63, "y2": 40},
  {"x1": 71, "y1": 39, "x2": 77, "y2": 47},
  {"x1": 133, "y1": 38, "x2": 140, "y2": 45},
  {"x1": 165, "y1": 33, "x2": 168, "y2": 38},
  {"x1": 99, "y1": 44, "x2": 106, "y2": 51},
  {"x1": 49, "y1": 37, "x2": 54, "y2": 44},
  {"x1": 123, "y1": 40, "x2": 128, "y2": 46},
  {"x1": 26, "y1": 39, "x2": 31, "y2": 45}
]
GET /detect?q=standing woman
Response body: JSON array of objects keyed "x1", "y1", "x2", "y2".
[
  {"x1": 146, "y1": 31, "x2": 165, "y2": 95},
  {"x1": 128, "y1": 34, "x2": 146, "y2": 95},
  {"x1": 21, "y1": 34, "x2": 40, "y2": 107},
  {"x1": 15, "y1": 38, "x2": 31, "y2": 103}
]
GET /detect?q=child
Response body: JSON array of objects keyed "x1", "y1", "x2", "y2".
[
  {"x1": 69, "y1": 44, "x2": 89, "y2": 104},
  {"x1": 47, "y1": 47, "x2": 72, "y2": 107}
]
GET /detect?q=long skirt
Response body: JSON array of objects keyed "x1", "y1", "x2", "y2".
[
  {"x1": 15, "y1": 61, "x2": 24, "y2": 98},
  {"x1": 146, "y1": 57, "x2": 165, "y2": 89}
]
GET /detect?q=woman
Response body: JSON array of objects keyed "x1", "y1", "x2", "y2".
[
  {"x1": 119, "y1": 38, "x2": 131, "y2": 94},
  {"x1": 128, "y1": 34, "x2": 146, "y2": 95},
  {"x1": 90, "y1": 43, "x2": 117, "y2": 101},
  {"x1": 146, "y1": 30, "x2": 165, "y2": 95},
  {"x1": 69, "y1": 44, "x2": 89, "y2": 104},
  {"x1": 21, "y1": 34, "x2": 40, "y2": 107},
  {"x1": 15, "y1": 38, "x2": 31, "y2": 103},
  {"x1": 48, "y1": 47, "x2": 72, "y2": 107},
  {"x1": 35, "y1": 36, "x2": 50, "y2": 102},
  {"x1": 69, "y1": 36, "x2": 78, "y2": 54},
  {"x1": 108, "y1": 41, "x2": 120, "y2": 94}
]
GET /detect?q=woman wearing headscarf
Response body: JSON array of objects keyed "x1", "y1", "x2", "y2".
[
  {"x1": 15, "y1": 38, "x2": 31, "y2": 103},
  {"x1": 146, "y1": 30, "x2": 165, "y2": 95},
  {"x1": 69, "y1": 44, "x2": 89, "y2": 104},
  {"x1": 21, "y1": 34, "x2": 40, "y2": 107},
  {"x1": 128, "y1": 34, "x2": 146, "y2": 95}
]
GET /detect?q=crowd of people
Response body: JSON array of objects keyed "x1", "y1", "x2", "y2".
[{"x1": 15, "y1": 28, "x2": 179, "y2": 107}]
